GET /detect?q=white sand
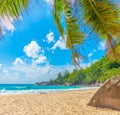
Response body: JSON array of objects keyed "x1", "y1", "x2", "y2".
[{"x1": 0, "y1": 89, "x2": 119, "y2": 115}]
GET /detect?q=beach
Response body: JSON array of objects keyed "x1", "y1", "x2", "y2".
[{"x1": 0, "y1": 89, "x2": 119, "y2": 115}]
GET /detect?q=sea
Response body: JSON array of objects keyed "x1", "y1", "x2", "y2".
[{"x1": 0, "y1": 84, "x2": 98, "y2": 95}]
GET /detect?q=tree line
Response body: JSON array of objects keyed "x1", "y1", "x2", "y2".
[{"x1": 50, "y1": 57, "x2": 120, "y2": 85}]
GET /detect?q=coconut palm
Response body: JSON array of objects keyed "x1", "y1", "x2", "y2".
[
  {"x1": 53, "y1": 0, "x2": 120, "y2": 63},
  {"x1": 80, "y1": 0, "x2": 120, "y2": 60},
  {"x1": 54, "y1": 0, "x2": 85, "y2": 65},
  {"x1": 0, "y1": 0, "x2": 120, "y2": 63},
  {"x1": 54, "y1": 1, "x2": 120, "y2": 111},
  {"x1": 0, "y1": 0, "x2": 29, "y2": 34},
  {"x1": 1, "y1": 0, "x2": 120, "y2": 111}
]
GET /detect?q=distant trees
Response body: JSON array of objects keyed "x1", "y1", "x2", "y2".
[
  {"x1": 107, "y1": 61, "x2": 120, "y2": 69},
  {"x1": 50, "y1": 70, "x2": 70, "y2": 85},
  {"x1": 52, "y1": 57, "x2": 120, "y2": 85}
]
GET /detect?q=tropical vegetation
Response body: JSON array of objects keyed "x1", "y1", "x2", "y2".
[
  {"x1": 1, "y1": 0, "x2": 120, "y2": 85},
  {"x1": 0, "y1": 0, "x2": 120, "y2": 64},
  {"x1": 53, "y1": 0, "x2": 120, "y2": 64},
  {"x1": 50, "y1": 56, "x2": 120, "y2": 85},
  {"x1": 0, "y1": 0, "x2": 29, "y2": 35}
]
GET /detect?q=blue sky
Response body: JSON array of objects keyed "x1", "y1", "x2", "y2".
[{"x1": 0, "y1": 0, "x2": 105, "y2": 84}]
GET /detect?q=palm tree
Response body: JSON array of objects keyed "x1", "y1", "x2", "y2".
[
  {"x1": 54, "y1": 0, "x2": 85, "y2": 66},
  {"x1": 54, "y1": 0, "x2": 85, "y2": 65},
  {"x1": 53, "y1": 1, "x2": 120, "y2": 109},
  {"x1": 1, "y1": 0, "x2": 120, "y2": 111},
  {"x1": 0, "y1": 0, "x2": 29, "y2": 34},
  {"x1": 53, "y1": 0, "x2": 120, "y2": 63},
  {"x1": 0, "y1": 0, "x2": 120, "y2": 64}
]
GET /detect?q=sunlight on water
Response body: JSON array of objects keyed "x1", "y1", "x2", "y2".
[{"x1": 0, "y1": 84, "x2": 98, "y2": 95}]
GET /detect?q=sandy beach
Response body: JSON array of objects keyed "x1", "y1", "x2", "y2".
[{"x1": 0, "y1": 89, "x2": 119, "y2": 115}]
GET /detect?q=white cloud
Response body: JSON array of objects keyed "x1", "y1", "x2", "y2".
[
  {"x1": 34, "y1": 55, "x2": 47, "y2": 64},
  {"x1": 51, "y1": 37, "x2": 67, "y2": 50},
  {"x1": 0, "y1": 56, "x2": 97, "y2": 84},
  {"x1": 88, "y1": 49, "x2": 97, "y2": 58},
  {"x1": 93, "y1": 49, "x2": 97, "y2": 52},
  {"x1": 23, "y1": 41, "x2": 41, "y2": 58},
  {"x1": 88, "y1": 53, "x2": 93, "y2": 58},
  {"x1": 0, "y1": 15, "x2": 14, "y2": 33},
  {"x1": 45, "y1": 0, "x2": 54, "y2": 5},
  {"x1": 2, "y1": 69, "x2": 9, "y2": 73},
  {"x1": 13, "y1": 72, "x2": 19, "y2": 76},
  {"x1": 0, "y1": 63, "x2": 74, "y2": 84},
  {"x1": 23, "y1": 41, "x2": 48, "y2": 65},
  {"x1": 46, "y1": 32, "x2": 55, "y2": 44},
  {"x1": 0, "y1": 64, "x2": 2, "y2": 67},
  {"x1": 13, "y1": 58, "x2": 24, "y2": 66},
  {"x1": 98, "y1": 41, "x2": 106, "y2": 50}
]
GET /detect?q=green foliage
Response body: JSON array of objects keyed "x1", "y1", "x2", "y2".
[
  {"x1": 54, "y1": 0, "x2": 84, "y2": 48},
  {"x1": 52, "y1": 70, "x2": 70, "y2": 85},
  {"x1": 80, "y1": 0, "x2": 120, "y2": 38},
  {"x1": 53, "y1": 0, "x2": 85, "y2": 65},
  {"x1": 52, "y1": 56, "x2": 120, "y2": 85},
  {"x1": 80, "y1": 0, "x2": 120, "y2": 60},
  {"x1": 0, "y1": 0, "x2": 29, "y2": 18},
  {"x1": 53, "y1": 0, "x2": 64, "y2": 37},
  {"x1": 53, "y1": 0, "x2": 120, "y2": 62},
  {"x1": 0, "y1": 0, "x2": 29, "y2": 35}
]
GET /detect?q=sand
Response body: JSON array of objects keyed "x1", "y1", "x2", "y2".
[{"x1": 0, "y1": 89, "x2": 120, "y2": 115}]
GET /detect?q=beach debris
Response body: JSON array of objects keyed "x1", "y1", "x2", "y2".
[{"x1": 88, "y1": 76, "x2": 120, "y2": 111}]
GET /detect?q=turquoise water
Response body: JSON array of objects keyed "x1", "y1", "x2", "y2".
[{"x1": 0, "y1": 84, "x2": 97, "y2": 94}]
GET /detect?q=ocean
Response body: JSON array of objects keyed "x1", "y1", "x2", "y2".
[{"x1": 0, "y1": 84, "x2": 97, "y2": 94}]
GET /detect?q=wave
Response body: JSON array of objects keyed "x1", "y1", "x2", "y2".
[{"x1": 0, "y1": 86, "x2": 98, "y2": 95}]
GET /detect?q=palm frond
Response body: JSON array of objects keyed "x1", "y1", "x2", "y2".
[
  {"x1": 53, "y1": 0, "x2": 64, "y2": 37},
  {"x1": 0, "y1": 0, "x2": 29, "y2": 18},
  {"x1": 0, "y1": 0, "x2": 29, "y2": 35},
  {"x1": 80, "y1": 0, "x2": 120, "y2": 60},
  {"x1": 64, "y1": 1, "x2": 84, "y2": 49},
  {"x1": 53, "y1": 0, "x2": 85, "y2": 66}
]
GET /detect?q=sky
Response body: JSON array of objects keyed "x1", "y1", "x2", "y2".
[{"x1": 0, "y1": 0, "x2": 105, "y2": 84}]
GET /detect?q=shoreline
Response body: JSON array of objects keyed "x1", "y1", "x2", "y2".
[
  {"x1": 0, "y1": 86, "x2": 99, "y2": 95},
  {"x1": 0, "y1": 89, "x2": 119, "y2": 115}
]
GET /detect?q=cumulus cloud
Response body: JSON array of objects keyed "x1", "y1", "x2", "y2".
[
  {"x1": 0, "y1": 15, "x2": 15, "y2": 33},
  {"x1": 23, "y1": 41, "x2": 41, "y2": 58},
  {"x1": 0, "y1": 55, "x2": 96, "y2": 84},
  {"x1": 8, "y1": 61, "x2": 93, "y2": 84},
  {"x1": 2, "y1": 69, "x2": 9, "y2": 73},
  {"x1": 88, "y1": 49, "x2": 97, "y2": 58},
  {"x1": 93, "y1": 49, "x2": 97, "y2": 52},
  {"x1": 0, "y1": 63, "x2": 74, "y2": 84},
  {"x1": 45, "y1": 32, "x2": 55, "y2": 44},
  {"x1": 34, "y1": 55, "x2": 47, "y2": 64},
  {"x1": 98, "y1": 41, "x2": 106, "y2": 50},
  {"x1": 23, "y1": 41, "x2": 48, "y2": 65},
  {"x1": 88, "y1": 53, "x2": 93, "y2": 58},
  {"x1": 13, "y1": 58, "x2": 24, "y2": 66},
  {"x1": 45, "y1": 0, "x2": 54, "y2": 5},
  {"x1": 0, "y1": 64, "x2": 2, "y2": 67},
  {"x1": 51, "y1": 37, "x2": 67, "y2": 50}
]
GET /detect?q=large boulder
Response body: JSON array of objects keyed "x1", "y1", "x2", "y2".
[{"x1": 88, "y1": 76, "x2": 120, "y2": 111}]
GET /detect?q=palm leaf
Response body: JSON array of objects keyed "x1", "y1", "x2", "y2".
[
  {"x1": 0, "y1": 0, "x2": 29, "y2": 35},
  {"x1": 54, "y1": 0, "x2": 85, "y2": 66},
  {"x1": 0, "y1": 0, "x2": 29, "y2": 18},
  {"x1": 80, "y1": 0, "x2": 120, "y2": 60},
  {"x1": 53, "y1": 0, "x2": 64, "y2": 37}
]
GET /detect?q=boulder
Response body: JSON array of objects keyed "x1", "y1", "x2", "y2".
[{"x1": 88, "y1": 76, "x2": 120, "y2": 111}]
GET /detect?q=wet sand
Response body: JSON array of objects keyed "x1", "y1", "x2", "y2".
[{"x1": 0, "y1": 89, "x2": 120, "y2": 115}]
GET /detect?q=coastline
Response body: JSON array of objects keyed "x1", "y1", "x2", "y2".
[
  {"x1": 0, "y1": 84, "x2": 99, "y2": 95},
  {"x1": 0, "y1": 89, "x2": 119, "y2": 115}
]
